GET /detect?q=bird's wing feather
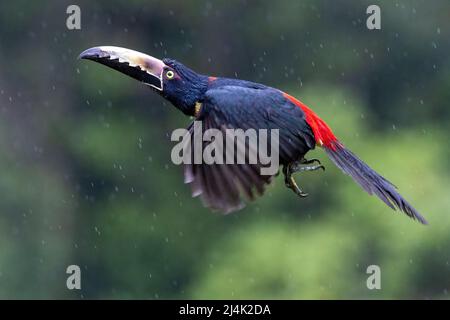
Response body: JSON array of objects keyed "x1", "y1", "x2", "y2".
[{"x1": 183, "y1": 86, "x2": 315, "y2": 213}]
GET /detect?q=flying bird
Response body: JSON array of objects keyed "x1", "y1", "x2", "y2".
[{"x1": 79, "y1": 46, "x2": 427, "y2": 224}]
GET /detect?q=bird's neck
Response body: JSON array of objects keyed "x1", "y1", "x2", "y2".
[{"x1": 169, "y1": 75, "x2": 209, "y2": 116}]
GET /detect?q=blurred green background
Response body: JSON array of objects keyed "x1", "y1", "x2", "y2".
[{"x1": 0, "y1": 0, "x2": 449, "y2": 299}]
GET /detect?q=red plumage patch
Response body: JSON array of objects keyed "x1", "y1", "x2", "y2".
[{"x1": 283, "y1": 92, "x2": 338, "y2": 150}]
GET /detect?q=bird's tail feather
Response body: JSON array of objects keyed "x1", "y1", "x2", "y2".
[{"x1": 324, "y1": 141, "x2": 427, "y2": 224}]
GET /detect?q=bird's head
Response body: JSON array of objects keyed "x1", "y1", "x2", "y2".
[{"x1": 79, "y1": 46, "x2": 208, "y2": 116}]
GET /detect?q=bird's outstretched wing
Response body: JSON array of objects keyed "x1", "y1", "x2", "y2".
[{"x1": 183, "y1": 86, "x2": 315, "y2": 213}]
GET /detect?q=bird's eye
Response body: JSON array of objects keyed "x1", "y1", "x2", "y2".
[{"x1": 166, "y1": 70, "x2": 175, "y2": 79}]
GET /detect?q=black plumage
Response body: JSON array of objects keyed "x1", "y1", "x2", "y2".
[{"x1": 184, "y1": 84, "x2": 315, "y2": 212}]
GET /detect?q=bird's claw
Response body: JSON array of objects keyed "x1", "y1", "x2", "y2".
[
  {"x1": 301, "y1": 158, "x2": 321, "y2": 165},
  {"x1": 283, "y1": 162, "x2": 309, "y2": 198},
  {"x1": 283, "y1": 158, "x2": 325, "y2": 198},
  {"x1": 284, "y1": 176, "x2": 309, "y2": 197}
]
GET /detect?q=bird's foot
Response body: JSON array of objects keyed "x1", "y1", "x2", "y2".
[
  {"x1": 300, "y1": 158, "x2": 322, "y2": 165},
  {"x1": 283, "y1": 158, "x2": 325, "y2": 198}
]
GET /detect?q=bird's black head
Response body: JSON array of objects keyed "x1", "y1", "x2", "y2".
[
  {"x1": 161, "y1": 58, "x2": 208, "y2": 115},
  {"x1": 79, "y1": 46, "x2": 208, "y2": 116}
]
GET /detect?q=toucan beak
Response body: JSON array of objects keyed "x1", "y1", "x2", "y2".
[{"x1": 79, "y1": 46, "x2": 166, "y2": 91}]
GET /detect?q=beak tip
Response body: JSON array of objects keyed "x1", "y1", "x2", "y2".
[{"x1": 78, "y1": 47, "x2": 104, "y2": 61}]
